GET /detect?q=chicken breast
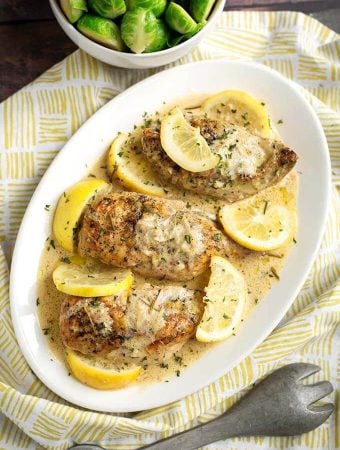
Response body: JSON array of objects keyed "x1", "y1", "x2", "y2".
[
  {"x1": 141, "y1": 116, "x2": 298, "y2": 203},
  {"x1": 77, "y1": 191, "x2": 226, "y2": 281},
  {"x1": 60, "y1": 284, "x2": 203, "y2": 358},
  {"x1": 126, "y1": 284, "x2": 203, "y2": 356},
  {"x1": 60, "y1": 291, "x2": 129, "y2": 355}
]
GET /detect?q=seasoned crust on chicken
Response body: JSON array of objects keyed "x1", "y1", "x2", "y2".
[
  {"x1": 77, "y1": 191, "x2": 226, "y2": 281},
  {"x1": 127, "y1": 284, "x2": 203, "y2": 355},
  {"x1": 60, "y1": 292, "x2": 129, "y2": 355},
  {"x1": 60, "y1": 284, "x2": 203, "y2": 357},
  {"x1": 141, "y1": 116, "x2": 298, "y2": 203}
]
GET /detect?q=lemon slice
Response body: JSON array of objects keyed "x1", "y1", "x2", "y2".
[
  {"x1": 219, "y1": 197, "x2": 296, "y2": 251},
  {"x1": 196, "y1": 256, "x2": 246, "y2": 343},
  {"x1": 53, "y1": 179, "x2": 109, "y2": 252},
  {"x1": 53, "y1": 263, "x2": 133, "y2": 297},
  {"x1": 66, "y1": 349, "x2": 141, "y2": 390},
  {"x1": 202, "y1": 90, "x2": 271, "y2": 137},
  {"x1": 160, "y1": 107, "x2": 219, "y2": 172},
  {"x1": 107, "y1": 132, "x2": 166, "y2": 197}
]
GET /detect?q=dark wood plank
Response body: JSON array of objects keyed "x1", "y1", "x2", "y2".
[
  {"x1": 0, "y1": 21, "x2": 76, "y2": 100},
  {"x1": 0, "y1": 0, "x2": 53, "y2": 22},
  {"x1": 311, "y1": 8, "x2": 340, "y2": 33}
]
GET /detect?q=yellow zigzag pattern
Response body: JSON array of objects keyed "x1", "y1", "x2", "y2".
[{"x1": 0, "y1": 10, "x2": 339, "y2": 450}]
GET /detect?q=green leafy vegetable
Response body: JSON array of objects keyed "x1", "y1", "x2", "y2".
[
  {"x1": 144, "y1": 20, "x2": 169, "y2": 52},
  {"x1": 60, "y1": 0, "x2": 87, "y2": 23},
  {"x1": 169, "y1": 22, "x2": 204, "y2": 46},
  {"x1": 121, "y1": 7, "x2": 168, "y2": 53},
  {"x1": 88, "y1": 0, "x2": 126, "y2": 19},
  {"x1": 190, "y1": 0, "x2": 215, "y2": 22},
  {"x1": 165, "y1": 2, "x2": 198, "y2": 34},
  {"x1": 61, "y1": 0, "x2": 210, "y2": 53},
  {"x1": 126, "y1": 0, "x2": 167, "y2": 17},
  {"x1": 77, "y1": 14, "x2": 124, "y2": 50}
]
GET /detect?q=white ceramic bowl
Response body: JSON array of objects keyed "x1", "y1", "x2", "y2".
[
  {"x1": 10, "y1": 61, "x2": 331, "y2": 413},
  {"x1": 49, "y1": 0, "x2": 225, "y2": 68}
]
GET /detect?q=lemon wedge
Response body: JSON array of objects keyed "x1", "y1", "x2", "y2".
[
  {"x1": 202, "y1": 90, "x2": 271, "y2": 137},
  {"x1": 196, "y1": 256, "x2": 246, "y2": 343},
  {"x1": 53, "y1": 263, "x2": 133, "y2": 297},
  {"x1": 107, "y1": 132, "x2": 166, "y2": 197},
  {"x1": 68, "y1": 255, "x2": 86, "y2": 266},
  {"x1": 219, "y1": 197, "x2": 296, "y2": 251},
  {"x1": 160, "y1": 107, "x2": 219, "y2": 172},
  {"x1": 66, "y1": 349, "x2": 141, "y2": 390},
  {"x1": 53, "y1": 179, "x2": 109, "y2": 252}
]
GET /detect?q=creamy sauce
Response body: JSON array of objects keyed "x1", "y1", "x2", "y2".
[{"x1": 37, "y1": 95, "x2": 298, "y2": 385}]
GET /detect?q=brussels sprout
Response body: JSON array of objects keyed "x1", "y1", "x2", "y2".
[
  {"x1": 165, "y1": 2, "x2": 197, "y2": 34},
  {"x1": 88, "y1": 0, "x2": 127, "y2": 19},
  {"x1": 60, "y1": 0, "x2": 87, "y2": 23},
  {"x1": 121, "y1": 7, "x2": 167, "y2": 53},
  {"x1": 77, "y1": 14, "x2": 124, "y2": 51},
  {"x1": 126, "y1": 0, "x2": 167, "y2": 17},
  {"x1": 169, "y1": 22, "x2": 204, "y2": 46},
  {"x1": 191, "y1": 0, "x2": 215, "y2": 22},
  {"x1": 144, "y1": 20, "x2": 169, "y2": 52}
]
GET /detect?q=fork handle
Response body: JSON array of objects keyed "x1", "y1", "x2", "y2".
[{"x1": 140, "y1": 413, "x2": 241, "y2": 450}]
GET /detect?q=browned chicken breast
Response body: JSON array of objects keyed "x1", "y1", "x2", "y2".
[
  {"x1": 77, "y1": 191, "x2": 226, "y2": 281},
  {"x1": 141, "y1": 116, "x2": 298, "y2": 203},
  {"x1": 127, "y1": 284, "x2": 203, "y2": 356},
  {"x1": 60, "y1": 284, "x2": 203, "y2": 358},
  {"x1": 60, "y1": 291, "x2": 129, "y2": 355}
]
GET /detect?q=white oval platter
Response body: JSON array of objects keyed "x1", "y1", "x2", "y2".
[{"x1": 10, "y1": 61, "x2": 331, "y2": 412}]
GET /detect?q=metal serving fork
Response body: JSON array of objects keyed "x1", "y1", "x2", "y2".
[{"x1": 70, "y1": 363, "x2": 334, "y2": 450}]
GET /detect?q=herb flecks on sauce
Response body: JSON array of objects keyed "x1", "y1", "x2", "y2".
[{"x1": 37, "y1": 95, "x2": 298, "y2": 386}]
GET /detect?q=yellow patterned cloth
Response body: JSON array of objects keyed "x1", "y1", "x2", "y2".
[{"x1": 0, "y1": 10, "x2": 339, "y2": 450}]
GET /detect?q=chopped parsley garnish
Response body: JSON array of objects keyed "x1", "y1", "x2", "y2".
[
  {"x1": 60, "y1": 257, "x2": 71, "y2": 264},
  {"x1": 174, "y1": 355, "x2": 183, "y2": 365},
  {"x1": 184, "y1": 235, "x2": 192, "y2": 244},
  {"x1": 90, "y1": 298, "x2": 100, "y2": 308},
  {"x1": 263, "y1": 200, "x2": 269, "y2": 215},
  {"x1": 270, "y1": 267, "x2": 280, "y2": 280}
]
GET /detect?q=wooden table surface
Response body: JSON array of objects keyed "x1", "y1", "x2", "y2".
[{"x1": 0, "y1": 0, "x2": 339, "y2": 102}]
